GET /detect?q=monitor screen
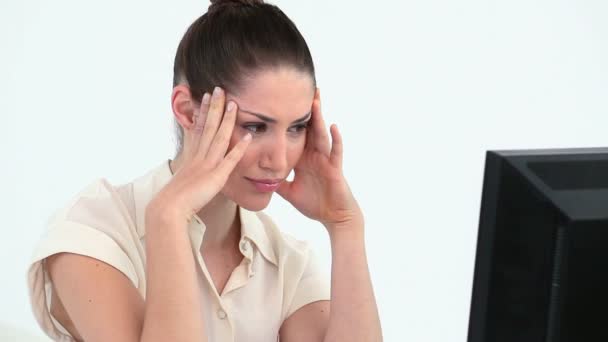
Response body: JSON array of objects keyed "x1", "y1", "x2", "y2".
[{"x1": 467, "y1": 147, "x2": 608, "y2": 342}]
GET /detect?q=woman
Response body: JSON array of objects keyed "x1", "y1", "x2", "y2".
[{"x1": 27, "y1": 0, "x2": 382, "y2": 341}]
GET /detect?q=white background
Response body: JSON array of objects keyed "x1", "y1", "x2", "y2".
[{"x1": 2, "y1": 0, "x2": 608, "y2": 341}]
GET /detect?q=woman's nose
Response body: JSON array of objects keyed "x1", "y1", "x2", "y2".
[{"x1": 259, "y1": 137, "x2": 288, "y2": 172}]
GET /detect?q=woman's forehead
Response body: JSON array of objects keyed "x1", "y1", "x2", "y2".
[
  {"x1": 234, "y1": 67, "x2": 314, "y2": 98},
  {"x1": 227, "y1": 68, "x2": 315, "y2": 121}
]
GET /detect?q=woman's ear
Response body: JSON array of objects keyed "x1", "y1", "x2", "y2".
[{"x1": 171, "y1": 84, "x2": 198, "y2": 130}]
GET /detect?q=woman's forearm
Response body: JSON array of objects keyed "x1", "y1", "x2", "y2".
[
  {"x1": 323, "y1": 222, "x2": 383, "y2": 342},
  {"x1": 140, "y1": 207, "x2": 207, "y2": 342}
]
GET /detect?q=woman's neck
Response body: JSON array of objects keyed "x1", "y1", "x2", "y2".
[{"x1": 169, "y1": 157, "x2": 241, "y2": 252}]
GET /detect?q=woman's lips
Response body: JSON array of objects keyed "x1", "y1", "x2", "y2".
[{"x1": 246, "y1": 177, "x2": 282, "y2": 192}]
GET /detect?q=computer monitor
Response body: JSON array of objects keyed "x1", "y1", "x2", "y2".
[{"x1": 467, "y1": 147, "x2": 608, "y2": 342}]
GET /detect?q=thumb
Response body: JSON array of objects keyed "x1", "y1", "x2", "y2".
[{"x1": 275, "y1": 179, "x2": 294, "y2": 201}]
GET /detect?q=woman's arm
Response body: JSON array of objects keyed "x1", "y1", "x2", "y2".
[
  {"x1": 46, "y1": 211, "x2": 207, "y2": 342},
  {"x1": 323, "y1": 221, "x2": 382, "y2": 342},
  {"x1": 279, "y1": 220, "x2": 382, "y2": 342},
  {"x1": 139, "y1": 208, "x2": 207, "y2": 342},
  {"x1": 47, "y1": 253, "x2": 146, "y2": 342}
]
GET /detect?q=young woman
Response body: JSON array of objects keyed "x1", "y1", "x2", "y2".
[{"x1": 27, "y1": 1, "x2": 382, "y2": 341}]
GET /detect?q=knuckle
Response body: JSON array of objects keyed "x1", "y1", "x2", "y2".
[
  {"x1": 223, "y1": 108, "x2": 235, "y2": 121},
  {"x1": 195, "y1": 147, "x2": 209, "y2": 160},
  {"x1": 193, "y1": 121, "x2": 205, "y2": 133},
  {"x1": 211, "y1": 171, "x2": 228, "y2": 186},
  {"x1": 209, "y1": 97, "x2": 225, "y2": 113},
  {"x1": 209, "y1": 101, "x2": 221, "y2": 113},
  {"x1": 213, "y1": 132, "x2": 229, "y2": 143},
  {"x1": 199, "y1": 158, "x2": 216, "y2": 171},
  {"x1": 223, "y1": 151, "x2": 237, "y2": 163},
  {"x1": 204, "y1": 120, "x2": 219, "y2": 133}
]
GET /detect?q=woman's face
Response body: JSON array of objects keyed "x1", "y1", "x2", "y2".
[{"x1": 221, "y1": 67, "x2": 315, "y2": 211}]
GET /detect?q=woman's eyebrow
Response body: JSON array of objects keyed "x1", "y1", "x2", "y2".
[{"x1": 239, "y1": 109, "x2": 311, "y2": 124}]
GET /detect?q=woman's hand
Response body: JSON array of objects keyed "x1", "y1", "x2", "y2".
[
  {"x1": 276, "y1": 88, "x2": 363, "y2": 232},
  {"x1": 147, "y1": 87, "x2": 252, "y2": 223}
]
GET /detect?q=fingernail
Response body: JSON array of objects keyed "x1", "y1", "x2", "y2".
[
  {"x1": 202, "y1": 93, "x2": 210, "y2": 104},
  {"x1": 227, "y1": 101, "x2": 235, "y2": 112},
  {"x1": 213, "y1": 86, "x2": 222, "y2": 96}
]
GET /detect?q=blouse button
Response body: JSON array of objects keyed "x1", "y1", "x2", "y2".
[
  {"x1": 240, "y1": 240, "x2": 250, "y2": 252},
  {"x1": 217, "y1": 309, "x2": 227, "y2": 320}
]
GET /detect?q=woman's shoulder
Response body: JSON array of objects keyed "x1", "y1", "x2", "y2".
[
  {"x1": 47, "y1": 177, "x2": 137, "y2": 235},
  {"x1": 28, "y1": 177, "x2": 145, "y2": 341},
  {"x1": 48, "y1": 159, "x2": 172, "y2": 236},
  {"x1": 32, "y1": 176, "x2": 143, "y2": 271}
]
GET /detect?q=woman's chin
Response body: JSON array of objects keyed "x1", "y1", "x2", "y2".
[{"x1": 233, "y1": 192, "x2": 274, "y2": 212}]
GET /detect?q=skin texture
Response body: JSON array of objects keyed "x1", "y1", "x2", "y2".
[{"x1": 46, "y1": 66, "x2": 382, "y2": 342}]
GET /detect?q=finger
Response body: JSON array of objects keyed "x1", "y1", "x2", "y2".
[
  {"x1": 275, "y1": 179, "x2": 294, "y2": 201},
  {"x1": 215, "y1": 133, "x2": 252, "y2": 177},
  {"x1": 206, "y1": 100, "x2": 238, "y2": 164},
  {"x1": 188, "y1": 92, "x2": 211, "y2": 159},
  {"x1": 310, "y1": 88, "x2": 331, "y2": 155},
  {"x1": 329, "y1": 124, "x2": 343, "y2": 169},
  {"x1": 197, "y1": 86, "x2": 226, "y2": 159}
]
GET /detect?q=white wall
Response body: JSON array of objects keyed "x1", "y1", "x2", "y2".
[{"x1": 2, "y1": 0, "x2": 608, "y2": 341}]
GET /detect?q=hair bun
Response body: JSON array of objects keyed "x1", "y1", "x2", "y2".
[
  {"x1": 208, "y1": 0, "x2": 264, "y2": 11},
  {"x1": 210, "y1": 0, "x2": 263, "y2": 4}
]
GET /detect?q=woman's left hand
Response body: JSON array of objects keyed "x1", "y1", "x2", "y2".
[{"x1": 276, "y1": 88, "x2": 363, "y2": 231}]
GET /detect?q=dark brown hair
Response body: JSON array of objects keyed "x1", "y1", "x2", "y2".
[{"x1": 172, "y1": 0, "x2": 316, "y2": 157}]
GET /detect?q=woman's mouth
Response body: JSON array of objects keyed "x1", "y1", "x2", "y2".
[{"x1": 245, "y1": 177, "x2": 282, "y2": 192}]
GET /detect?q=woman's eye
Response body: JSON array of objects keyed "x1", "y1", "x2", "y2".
[
  {"x1": 241, "y1": 122, "x2": 308, "y2": 135},
  {"x1": 242, "y1": 124, "x2": 267, "y2": 134},
  {"x1": 289, "y1": 123, "x2": 308, "y2": 134}
]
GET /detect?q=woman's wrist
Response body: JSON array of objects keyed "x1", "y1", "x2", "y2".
[
  {"x1": 145, "y1": 197, "x2": 190, "y2": 230},
  {"x1": 325, "y1": 217, "x2": 365, "y2": 243}
]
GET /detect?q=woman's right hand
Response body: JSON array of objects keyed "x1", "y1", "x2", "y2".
[{"x1": 147, "y1": 86, "x2": 251, "y2": 224}]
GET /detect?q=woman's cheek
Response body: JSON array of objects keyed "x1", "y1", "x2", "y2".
[
  {"x1": 236, "y1": 140, "x2": 259, "y2": 167},
  {"x1": 287, "y1": 141, "x2": 305, "y2": 166}
]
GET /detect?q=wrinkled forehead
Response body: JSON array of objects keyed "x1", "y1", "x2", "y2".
[{"x1": 227, "y1": 68, "x2": 315, "y2": 122}]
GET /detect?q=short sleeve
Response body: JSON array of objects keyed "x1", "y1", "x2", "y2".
[
  {"x1": 26, "y1": 179, "x2": 144, "y2": 341},
  {"x1": 284, "y1": 245, "x2": 331, "y2": 320}
]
